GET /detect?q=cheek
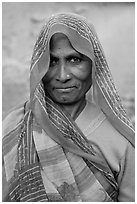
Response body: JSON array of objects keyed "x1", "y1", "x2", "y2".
[
  {"x1": 42, "y1": 69, "x2": 55, "y2": 83},
  {"x1": 72, "y1": 63, "x2": 92, "y2": 80}
]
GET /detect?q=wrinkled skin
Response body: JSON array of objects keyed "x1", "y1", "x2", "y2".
[{"x1": 42, "y1": 33, "x2": 92, "y2": 119}]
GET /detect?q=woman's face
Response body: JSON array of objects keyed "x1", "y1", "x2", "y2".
[{"x1": 42, "y1": 33, "x2": 92, "y2": 105}]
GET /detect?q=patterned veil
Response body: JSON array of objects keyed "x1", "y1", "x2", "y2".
[
  {"x1": 30, "y1": 13, "x2": 134, "y2": 145},
  {"x1": 3, "y1": 13, "x2": 135, "y2": 202}
]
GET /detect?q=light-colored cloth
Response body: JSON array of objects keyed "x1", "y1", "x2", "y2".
[
  {"x1": 3, "y1": 13, "x2": 135, "y2": 202},
  {"x1": 76, "y1": 100, "x2": 135, "y2": 201},
  {"x1": 2, "y1": 100, "x2": 135, "y2": 202},
  {"x1": 2, "y1": 99, "x2": 118, "y2": 202},
  {"x1": 30, "y1": 13, "x2": 134, "y2": 146}
]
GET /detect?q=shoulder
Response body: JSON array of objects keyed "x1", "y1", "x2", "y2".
[
  {"x1": 2, "y1": 103, "x2": 26, "y2": 159},
  {"x1": 3, "y1": 103, "x2": 25, "y2": 138},
  {"x1": 2, "y1": 103, "x2": 26, "y2": 188},
  {"x1": 78, "y1": 100, "x2": 134, "y2": 172},
  {"x1": 86, "y1": 111, "x2": 132, "y2": 160},
  {"x1": 88, "y1": 115, "x2": 134, "y2": 173},
  {"x1": 92, "y1": 116, "x2": 134, "y2": 170},
  {"x1": 94, "y1": 116, "x2": 129, "y2": 152}
]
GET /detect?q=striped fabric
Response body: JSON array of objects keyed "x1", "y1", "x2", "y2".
[
  {"x1": 9, "y1": 164, "x2": 48, "y2": 202},
  {"x1": 3, "y1": 13, "x2": 134, "y2": 202},
  {"x1": 3, "y1": 98, "x2": 118, "y2": 201},
  {"x1": 30, "y1": 13, "x2": 134, "y2": 146}
]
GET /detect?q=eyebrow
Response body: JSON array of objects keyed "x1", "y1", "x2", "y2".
[{"x1": 50, "y1": 51, "x2": 83, "y2": 59}]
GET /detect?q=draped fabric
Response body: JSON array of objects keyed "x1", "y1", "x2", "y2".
[
  {"x1": 3, "y1": 13, "x2": 135, "y2": 202},
  {"x1": 30, "y1": 13, "x2": 134, "y2": 145}
]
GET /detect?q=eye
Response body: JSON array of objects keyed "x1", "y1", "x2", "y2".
[
  {"x1": 50, "y1": 56, "x2": 58, "y2": 67},
  {"x1": 69, "y1": 57, "x2": 82, "y2": 64}
]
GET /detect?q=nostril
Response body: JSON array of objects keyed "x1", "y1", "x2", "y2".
[
  {"x1": 56, "y1": 75, "x2": 71, "y2": 82},
  {"x1": 56, "y1": 71, "x2": 71, "y2": 82}
]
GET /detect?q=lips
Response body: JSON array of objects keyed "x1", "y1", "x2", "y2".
[{"x1": 54, "y1": 86, "x2": 76, "y2": 93}]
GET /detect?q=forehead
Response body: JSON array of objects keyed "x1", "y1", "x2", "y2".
[
  {"x1": 50, "y1": 33, "x2": 68, "y2": 41},
  {"x1": 50, "y1": 33, "x2": 74, "y2": 52}
]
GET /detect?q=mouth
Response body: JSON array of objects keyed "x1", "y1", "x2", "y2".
[{"x1": 54, "y1": 86, "x2": 76, "y2": 93}]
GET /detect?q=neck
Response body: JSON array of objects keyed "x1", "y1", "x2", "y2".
[{"x1": 58, "y1": 97, "x2": 86, "y2": 120}]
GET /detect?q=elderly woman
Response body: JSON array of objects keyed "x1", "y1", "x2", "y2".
[{"x1": 3, "y1": 13, "x2": 135, "y2": 202}]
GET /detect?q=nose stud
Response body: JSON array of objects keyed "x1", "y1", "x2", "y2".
[{"x1": 66, "y1": 74, "x2": 70, "y2": 78}]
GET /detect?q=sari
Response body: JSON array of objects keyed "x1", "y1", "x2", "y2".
[{"x1": 2, "y1": 13, "x2": 135, "y2": 202}]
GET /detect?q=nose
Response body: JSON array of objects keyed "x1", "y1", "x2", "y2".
[{"x1": 56, "y1": 62, "x2": 71, "y2": 82}]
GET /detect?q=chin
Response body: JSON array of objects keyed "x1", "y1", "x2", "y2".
[
  {"x1": 56, "y1": 99, "x2": 75, "y2": 105},
  {"x1": 54, "y1": 95, "x2": 84, "y2": 106},
  {"x1": 51, "y1": 95, "x2": 74, "y2": 104}
]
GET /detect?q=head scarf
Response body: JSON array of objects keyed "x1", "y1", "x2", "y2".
[
  {"x1": 3, "y1": 13, "x2": 135, "y2": 202},
  {"x1": 30, "y1": 13, "x2": 134, "y2": 147}
]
